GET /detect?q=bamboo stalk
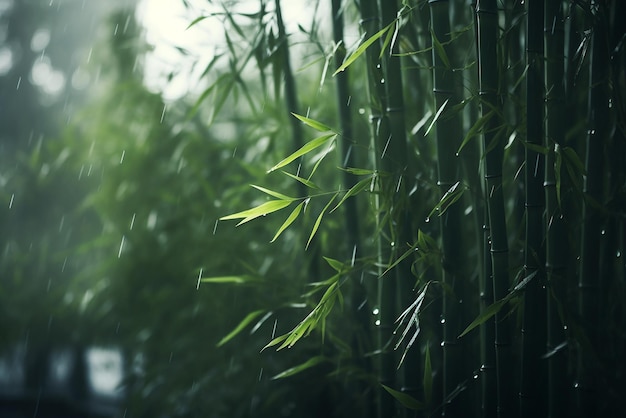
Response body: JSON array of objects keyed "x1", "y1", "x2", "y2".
[
  {"x1": 475, "y1": 1, "x2": 514, "y2": 416},
  {"x1": 358, "y1": 1, "x2": 396, "y2": 417},
  {"x1": 520, "y1": 0, "x2": 547, "y2": 416},
  {"x1": 576, "y1": 2, "x2": 609, "y2": 414},
  {"x1": 429, "y1": 0, "x2": 468, "y2": 415},
  {"x1": 543, "y1": 1, "x2": 568, "y2": 416}
]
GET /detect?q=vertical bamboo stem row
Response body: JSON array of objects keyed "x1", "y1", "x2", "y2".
[
  {"x1": 358, "y1": 1, "x2": 396, "y2": 417},
  {"x1": 429, "y1": 0, "x2": 468, "y2": 415},
  {"x1": 521, "y1": 0, "x2": 547, "y2": 416},
  {"x1": 543, "y1": 1, "x2": 568, "y2": 417},
  {"x1": 475, "y1": 1, "x2": 513, "y2": 417},
  {"x1": 576, "y1": 2, "x2": 609, "y2": 415}
]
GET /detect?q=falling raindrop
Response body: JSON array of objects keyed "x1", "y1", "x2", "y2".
[
  {"x1": 119, "y1": 150, "x2": 125, "y2": 164},
  {"x1": 160, "y1": 105, "x2": 167, "y2": 123},
  {"x1": 130, "y1": 213, "x2": 136, "y2": 230},
  {"x1": 351, "y1": 245, "x2": 357, "y2": 267},
  {"x1": 196, "y1": 268, "x2": 203, "y2": 290},
  {"x1": 169, "y1": 352, "x2": 173, "y2": 363},
  {"x1": 117, "y1": 235, "x2": 125, "y2": 258},
  {"x1": 8, "y1": 193, "x2": 14, "y2": 208},
  {"x1": 16, "y1": 76, "x2": 21, "y2": 90},
  {"x1": 116, "y1": 322, "x2": 120, "y2": 334},
  {"x1": 271, "y1": 319, "x2": 278, "y2": 339},
  {"x1": 61, "y1": 257, "x2": 67, "y2": 272},
  {"x1": 213, "y1": 219, "x2": 219, "y2": 235},
  {"x1": 258, "y1": 368, "x2": 264, "y2": 381}
]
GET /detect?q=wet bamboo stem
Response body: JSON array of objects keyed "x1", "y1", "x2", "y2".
[
  {"x1": 577, "y1": 2, "x2": 608, "y2": 414},
  {"x1": 521, "y1": 0, "x2": 547, "y2": 416},
  {"x1": 543, "y1": 1, "x2": 568, "y2": 416},
  {"x1": 476, "y1": 1, "x2": 514, "y2": 416},
  {"x1": 429, "y1": 0, "x2": 466, "y2": 415},
  {"x1": 359, "y1": 1, "x2": 396, "y2": 417}
]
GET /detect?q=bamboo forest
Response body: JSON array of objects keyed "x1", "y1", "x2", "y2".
[{"x1": 1, "y1": 0, "x2": 624, "y2": 417}]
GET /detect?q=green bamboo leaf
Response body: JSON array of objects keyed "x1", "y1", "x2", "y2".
[
  {"x1": 457, "y1": 110, "x2": 494, "y2": 154},
  {"x1": 306, "y1": 194, "x2": 337, "y2": 250},
  {"x1": 330, "y1": 176, "x2": 372, "y2": 213},
  {"x1": 423, "y1": 344, "x2": 433, "y2": 405},
  {"x1": 250, "y1": 185, "x2": 296, "y2": 201},
  {"x1": 271, "y1": 356, "x2": 327, "y2": 380},
  {"x1": 428, "y1": 181, "x2": 465, "y2": 218},
  {"x1": 291, "y1": 113, "x2": 333, "y2": 132},
  {"x1": 341, "y1": 167, "x2": 377, "y2": 175},
  {"x1": 430, "y1": 28, "x2": 451, "y2": 69},
  {"x1": 217, "y1": 309, "x2": 266, "y2": 347},
  {"x1": 220, "y1": 199, "x2": 293, "y2": 225},
  {"x1": 382, "y1": 384, "x2": 426, "y2": 410},
  {"x1": 379, "y1": 19, "x2": 396, "y2": 58},
  {"x1": 268, "y1": 133, "x2": 336, "y2": 173},
  {"x1": 523, "y1": 141, "x2": 549, "y2": 155},
  {"x1": 458, "y1": 299, "x2": 507, "y2": 338},
  {"x1": 333, "y1": 23, "x2": 393, "y2": 75},
  {"x1": 424, "y1": 98, "x2": 449, "y2": 137},
  {"x1": 381, "y1": 241, "x2": 419, "y2": 277},
  {"x1": 200, "y1": 275, "x2": 256, "y2": 284},
  {"x1": 271, "y1": 201, "x2": 304, "y2": 242},
  {"x1": 555, "y1": 144, "x2": 563, "y2": 206},
  {"x1": 323, "y1": 257, "x2": 344, "y2": 272},
  {"x1": 261, "y1": 334, "x2": 288, "y2": 351},
  {"x1": 186, "y1": 15, "x2": 209, "y2": 30},
  {"x1": 282, "y1": 171, "x2": 321, "y2": 189}
]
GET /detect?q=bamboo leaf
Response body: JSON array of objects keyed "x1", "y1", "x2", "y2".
[
  {"x1": 220, "y1": 200, "x2": 293, "y2": 225},
  {"x1": 428, "y1": 181, "x2": 465, "y2": 218},
  {"x1": 268, "y1": 133, "x2": 336, "y2": 173},
  {"x1": 250, "y1": 185, "x2": 296, "y2": 201},
  {"x1": 307, "y1": 194, "x2": 337, "y2": 250},
  {"x1": 200, "y1": 275, "x2": 256, "y2": 284},
  {"x1": 282, "y1": 171, "x2": 321, "y2": 189},
  {"x1": 341, "y1": 167, "x2": 377, "y2": 175},
  {"x1": 331, "y1": 176, "x2": 373, "y2": 213},
  {"x1": 217, "y1": 310, "x2": 266, "y2": 347},
  {"x1": 333, "y1": 23, "x2": 393, "y2": 75},
  {"x1": 271, "y1": 202, "x2": 304, "y2": 242},
  {"x1": 271, "y1": 356, "x2": 327, "y2": 380},
  {"x1": 186, "y1": 15, "x2": 209, "y2": 30},
  {"x1": 457, "y1": 110, "x2": 494, "y2": 154},
  {"x1": 430, "y1": 28, "x2": 451, "y2": 69},
  {"x1": 291, "y1": 113, "x2": 333, "y2": 132},
  {"x1": 323, "y1": 257, "x2": 344, "y2": 272},
  {"x1": 423, "y1": 344, "x2": 433, "y2": 404},
  {"x1": 382, "y1": 385, "x2": 426, "y2": 410},
  {"x1": 261, "y1": 334, "x2": 288, "y2": 351},
  {"x1": 424, "y1": 98, "x2": 449, "y2": 137}
]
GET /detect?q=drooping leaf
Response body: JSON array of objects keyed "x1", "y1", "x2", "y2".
[
  {"x1": 424, "y1": 98, "x2": 449, "y2": 137},
  {"x1": 220, "y1": 199, "x2": 293, "y2": 225},
  {"x1": 333, "y1": 23, "x2": 393, "y2": 75},
  {"x1": 251, "y1": 184, "x2": 296, "y2": 201},
  {"x1": 271, "y1": 201, "x2": 304, "y2": 242},
  {"x1": 431, "y1": 28, "x2": 451, "y2": 69},
  {"x1": 291, "y1": 113, "x2": 333, "y2": 132},
  {"x1": 428, "y1": 181, "x2": 465, "y2": 218},
  {"x1": 268, "y1": 133, "x2": 336, "y2": 173},
  {"x1": 271, "y1": 356, "x2": 327, "y2": 379},
  {"x1": 331, "y1": 176, "x2": 373, "y2": 213},
  {"x1": 217, "y1": 310, "x2": 266, "y2": 347},
  {"x1": 186, "y1": 15, "x2": 210, "y2": 30},
  {"x1": 307, "y1": 194, "x2": 337, "y2": 250},
  {"x1": 323, "y1": 256, "x2": 344, "y2": 272},
  {"x1": 282, "y1": 171, "x2": 321, "y2": 189},
  {"x1": 457, "y1": 109, "x2": 494, "y2": 154},
  {"x1": 382, "y1": 384, "x2": 426, "y2": 410}
]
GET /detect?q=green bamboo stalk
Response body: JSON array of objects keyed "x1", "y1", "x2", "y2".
[
  {"x1": 429, "y1": 0, "x2": 468, "y2": 415},
  {"x1": 358, "y1": 1, "x2": 396, "y2": 417},
  {"x1": 331, "y1": 1, "x2": 372, "y2": 415},
  {"x1": 475, "y1": 1, "x2": 514, "y2": 416},
  {"x1": 543, "y1": 1, "x2": 568, "y2": 417},
  {"x1": 576, "y1": 2, "x2": 609, "y2": 414},
  {"x1": 520, "y1": 0, "x2": 547, "y2": 416}
]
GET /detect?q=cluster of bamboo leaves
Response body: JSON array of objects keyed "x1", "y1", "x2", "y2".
[{"x1": 191, "y1": 0, "x2": 624, "y2": 417}]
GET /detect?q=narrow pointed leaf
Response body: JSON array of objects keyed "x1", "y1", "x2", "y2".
[
  {"x1": 333, "y1": 23, "x2": 393, "y2": 75},
  {"x1": 291, "y1": 113, "x2": 333, "y2": 132},
  {"x1": 220, "y1": 200, "x2": 293, "y2": 225},
  {"x1": 271, "y1": 356, "x2": 327, "y2": 380},
  {"x1": 428, "y1": 181, "x2": 465, "y2": 218},
  {"x1": 423, "y1": 345, "x2": 433, "y2": 404},
  {"x1": 323, "y1": 256, "x2": 344, "y2": 272},
  {"x1": 424, "y1": 98, "x2": 449, "y2": 137},
  {"x1": 200, "y1": 275, "x2": 256, "y2": 284},
  {"x1": 268, "y1": 133, "x2": 336, "y2": 172},
  {"x1": 331, "y1": 176, "x2": 372, "y2": 213},
  {"x1": 282, "y1": 171, "x2": 321, "y2": 189},
  {"x1": 271, "y1": 201, "x2": 304, "y2": 242},
  {"x1": 251, "y1": 184, "x2": 296, "y2": 201},
  {"x1": 217, "y1": 310, "x2": 266, "y2": 347},
  {"x1": 306, "y1": 194, "x2": 337, "y2": 249},
  {"x1": 382, "y1": 384, "x2": 426, "y2": 410}
]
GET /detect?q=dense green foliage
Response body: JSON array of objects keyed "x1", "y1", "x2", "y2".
[{"x1": 2, "y1": 0, "x2": 624, "y2": 417}]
